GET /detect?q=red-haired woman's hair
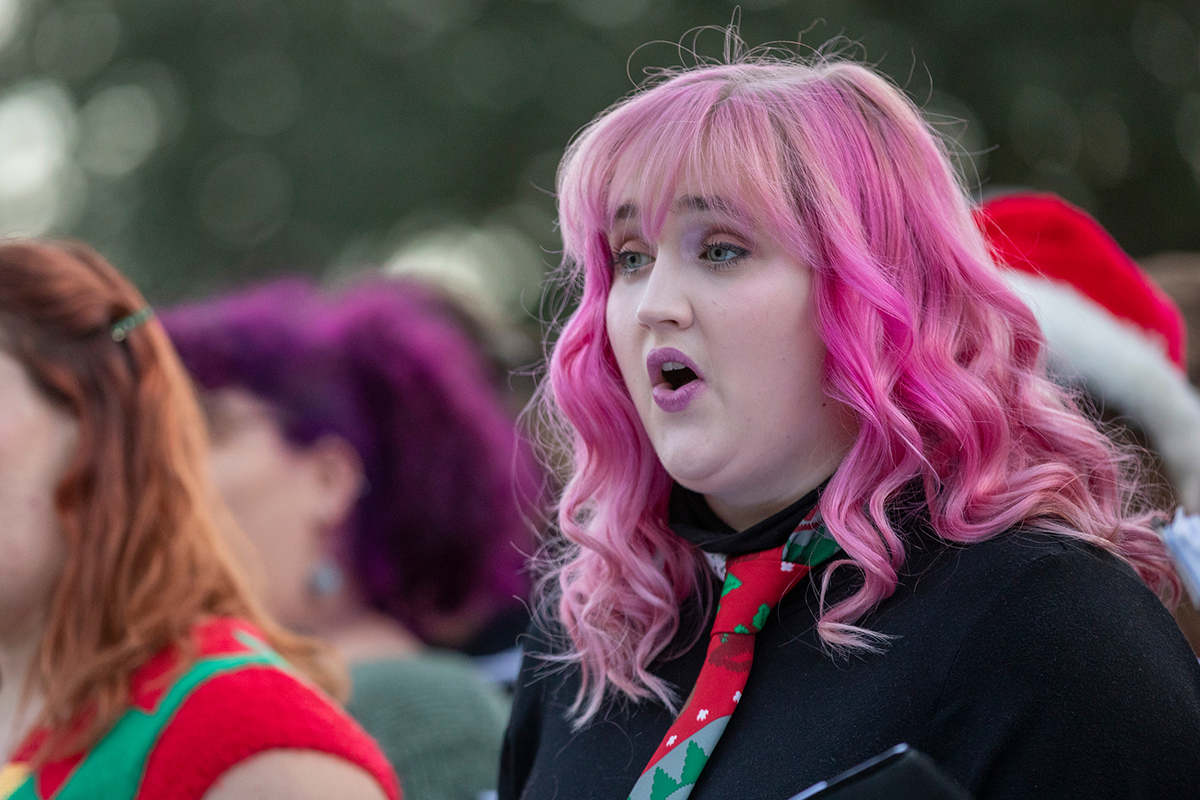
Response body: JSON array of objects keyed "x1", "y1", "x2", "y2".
[{"x1": 0, "y1": 240, "x2": 344, "y2": 763}]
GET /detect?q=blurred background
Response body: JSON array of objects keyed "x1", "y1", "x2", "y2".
[{"x1": 0, "y1": 0, "x2": 1197, "y2": 364}]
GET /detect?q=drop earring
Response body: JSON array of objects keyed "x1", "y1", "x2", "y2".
[{"x1": 308, "y1": 558, "x2": 345, "y2": 598}]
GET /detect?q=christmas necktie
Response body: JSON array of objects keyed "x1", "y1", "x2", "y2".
[{"x1": 627, "y1": 506, "x2": 840, "y2": 800}]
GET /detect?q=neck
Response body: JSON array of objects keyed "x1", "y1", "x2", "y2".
[
  {"x1": 292, "y1": 572, "x2": 423, "y2": 662},
  {"x1": 705, "y1": 462, "x2": 844, "y2": 533},
  {"x1": 0, "y1": 624, "x2": 45, "y2": 761},
  {"x1": 704, "y1": 492, "x2": 802, "y2": 533},
  {"x1": 312, "y1": 609, "x2": 423, "y2": 663}
]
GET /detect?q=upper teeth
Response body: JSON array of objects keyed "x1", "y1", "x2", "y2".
[{"x1": 663, "y1": 361, "x2": 686, "y2": 372}]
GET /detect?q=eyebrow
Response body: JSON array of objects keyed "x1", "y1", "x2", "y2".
[
  {"x1": 614, "y1": 202, "x2": 637, "y2": 221},
  {"x1": 675, "y1": 195, "x2": 738, "y2": 215},
  {"x1": 611, "y1": 195, "x2": 743, "y2": 224}
]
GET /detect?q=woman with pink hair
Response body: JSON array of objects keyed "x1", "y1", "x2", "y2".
[{"x1": 499, "y1": 40, "x2": 1200, "y2": 800}]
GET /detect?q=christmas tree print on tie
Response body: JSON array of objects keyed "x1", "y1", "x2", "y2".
[
  {"x1": 732, "y1": 604, "x2": 772, "y2": 635},
  {"x1": 648, "y1": 742, "x2": 708, "y2": 800}
]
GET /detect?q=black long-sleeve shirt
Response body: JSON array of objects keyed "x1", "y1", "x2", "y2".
[{"x1": 500, "y1": 527, "x2": 1200, "y2": 800}]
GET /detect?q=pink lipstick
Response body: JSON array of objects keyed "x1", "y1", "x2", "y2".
[{"x1": 646, "y1": 348, "x2": 706, "y2": 412}]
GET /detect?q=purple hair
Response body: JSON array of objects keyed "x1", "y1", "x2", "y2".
[
  {"x1": 162, "y1": 277, "x2": 541, "y2": 640},
  {"x1": 539, "y1": 50, "x2": 1182, "y2": 723}
]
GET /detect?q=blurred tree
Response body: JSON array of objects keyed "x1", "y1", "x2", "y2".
[{"x1": 0, "y1": 0, "x2": 1195, "y2": 312}]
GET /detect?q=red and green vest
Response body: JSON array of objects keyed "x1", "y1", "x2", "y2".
[{"x1": 0, "y1": 618, "x2": 398, "y2": 800}]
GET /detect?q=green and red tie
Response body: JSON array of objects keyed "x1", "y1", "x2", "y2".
[{"x1": 627, "y1": 507, "x2": 840, "y2": 800}]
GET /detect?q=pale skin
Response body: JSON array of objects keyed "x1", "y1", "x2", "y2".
[
  {"x1": 0, "y1": 351, "x2": 386, "y2": 800},
  {"x1": 0, "y1": 348, "x2": 75, "y2": 760},
  {"x1": 604, "y1": 179, "x2": 858, "y2": 530},
  {"x1": 204, "y1": 751, "x2": 387, "y2": 800}
]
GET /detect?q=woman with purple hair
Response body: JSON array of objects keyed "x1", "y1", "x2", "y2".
[
  {"x1": 163, "y1": 277, "x2": 541, "y2": 800},
  {"x1": 500, "y1": 37, "x2": 1200, "y2": 800}
]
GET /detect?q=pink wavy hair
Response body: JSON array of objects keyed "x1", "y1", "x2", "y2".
[{"x1": 536, "y1": 47, "x2": 1181, "y2": 724}]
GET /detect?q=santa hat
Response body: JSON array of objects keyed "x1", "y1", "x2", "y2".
[{"x1": 975, "y1": 192, "x2": 1200, "y2": 511}]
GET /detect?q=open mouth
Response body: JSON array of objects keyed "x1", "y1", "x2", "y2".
[
  {"x1": 661, "y1": 361, "x2": 699, "y2": 391},
  {"x1": 647, "y1": 349, "x2": 705, "y2": 411}
]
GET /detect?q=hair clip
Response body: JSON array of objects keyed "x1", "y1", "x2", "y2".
[{"x1": 111, "y1": 307, "x2": 154, "y2": 342}]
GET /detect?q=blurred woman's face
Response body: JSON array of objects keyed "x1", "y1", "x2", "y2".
[
  {"x1": 603, "y1": 177, "x2": 857, "y2": 530},
  {"x1": 0, "y1": 348, "x2": 77, "y2": 643},
  {"x1": 204, "y1": 388, "x2": 324, "y2": 627},
  {"x1": 204, "y1": 388, "x2": 360, "y2": 630}
]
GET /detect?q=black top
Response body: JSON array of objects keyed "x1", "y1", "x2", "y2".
[{"x1": 499, "y1": 516, "x2": 1200, "y2": 800}]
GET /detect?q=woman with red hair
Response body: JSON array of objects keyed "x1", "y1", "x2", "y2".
[{"x1": 0, "y1": 240, "x2": 398, "y2": 800}]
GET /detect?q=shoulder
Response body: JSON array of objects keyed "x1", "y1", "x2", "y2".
[
  {"x1": 499, "y1": 615, "x2": 578, "y2": 800},
  {"x1": 506, "y1": 615, "x2": 563, "y2": 719},
  {"x1": 918, "y1": 532, "x2": 1200, "y2": 796},
  {"x1": 894, "y1": 527, "x2": 1190, "y2": 669},
  {"x1": 890, "y1": 526, "x2": 1152, "y2": 620},
  {"x1": 202, "y1": 750, "x2": 388, "y2": 800},
  {"x1": 946, "y1": 530, "x2": 1193, "y2": 678},
  {"x1": 506, "y1": 608, "x2": 580, "y2": 702},
  {"x1": 350, "y1": 649, "x2": 506, "y2": 698},
  {"x1": 505, "y1": 601, "x2": 654, "y2": 709},
  {"x1": 514, "y1": 608, "x2": 570, "y2": 659},
  {"x1": 346, "y1": 651, "x2": 509, "y2": 745},
  {"x1": 349, "y1": 653, "x2": 508, "y2": 800},
  {"x1": 935, "y1": 528, "x2": 1168, "y2": 626},
  {"x1": 137, "y1": 620, "x2": 399, "y2": 800}
]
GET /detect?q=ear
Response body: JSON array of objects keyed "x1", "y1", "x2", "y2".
[{"x1": 303, "y1": 435, "x2": 365, "y2": 535}]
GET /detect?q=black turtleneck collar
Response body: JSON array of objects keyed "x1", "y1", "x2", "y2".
[{"x1": 667, "y1": 478, "x2": 831, "y2": 555}]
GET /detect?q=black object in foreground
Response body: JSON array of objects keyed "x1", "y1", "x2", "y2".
[{"x1": 789, "y1": 744, "x2": 973, "y2": 800}]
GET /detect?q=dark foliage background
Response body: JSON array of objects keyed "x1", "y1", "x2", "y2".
[{"x1": 0, "y1": 0, "x2": 1196, "y2": 314}]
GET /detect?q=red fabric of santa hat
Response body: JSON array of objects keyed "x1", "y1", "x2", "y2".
[
  {"x1": 976, "y1": 192, "x2": 1186, "y2": 370},
  {"x1": 975, "y1": 192, "x2": 1200, "y2": 511}
]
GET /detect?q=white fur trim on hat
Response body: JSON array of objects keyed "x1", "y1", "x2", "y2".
[{"x1": 1004, "y1": 270, "x2": 1200, "y2": 512}]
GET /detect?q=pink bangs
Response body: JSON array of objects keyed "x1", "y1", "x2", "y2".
[{"x1": 558, "y1": 63, "x2": 822, "y2": 286}]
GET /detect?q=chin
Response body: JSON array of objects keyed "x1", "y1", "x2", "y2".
[{"x1": 659, "y1": 459, "x2": 727, "y2": 496}]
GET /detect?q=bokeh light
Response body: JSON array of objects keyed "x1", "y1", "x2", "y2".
[
  {"x1": 104, "y1": 60, "x2": 189, "y2": 144},
  {"x1": 0, "y1": 0, "x2": 25, "y2": 54},
  {"x1": 194, "y1": 148, "x2": 293, "y2": 247},
  {"x1": 449, "y1": 26, "x2": 546, "y2": 111},
  {"x1": 0, "y1": 80, "x2": 80, "y2": 236},
  {"x1": 32, "y1": 0, "x2": 120, "y2": 83},
  {"x1": 213, "y1": 49, "x2": 303, "y2": 137},
  {"x1": 77, "y1": 83, "x2": 161, "y2": 177},
  {"x1": 1009, "y1": 86, "x2": 1082, "y2": 175},
  {"x1": 1078, "y1": 96, "x2": 1132, "y2": 187},
  {"x1": 384, "y1": 220, "x2": 546, "y2": 320},
  {"x1": 1132, "y1": 2, "x2": 1197, "y2": 87},
  {"x1": 347, "y1": 0, "x2": 486, "y2": 57},
  {"x1": 0, "y1": 0, "x2": 1194, "y2": 302},
  {"x1": 560, "y1": 0, "x2": 654, "y2": 30}
]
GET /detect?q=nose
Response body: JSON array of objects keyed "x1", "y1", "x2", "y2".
[{"x1": 635, "y1": 252, "x2": 693, "y2": 330}]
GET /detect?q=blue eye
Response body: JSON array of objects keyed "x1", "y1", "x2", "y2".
[
  {"x1": 703, "y1": 242, "x2": 749, "y2": 266},
  {"x1": 612, "y1": 249, "x2": 653, "y2": 273}
]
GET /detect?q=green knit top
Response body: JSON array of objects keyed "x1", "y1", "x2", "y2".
[{"x1": 347, "y1": 652, "x2": 510, "y2": 800}]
